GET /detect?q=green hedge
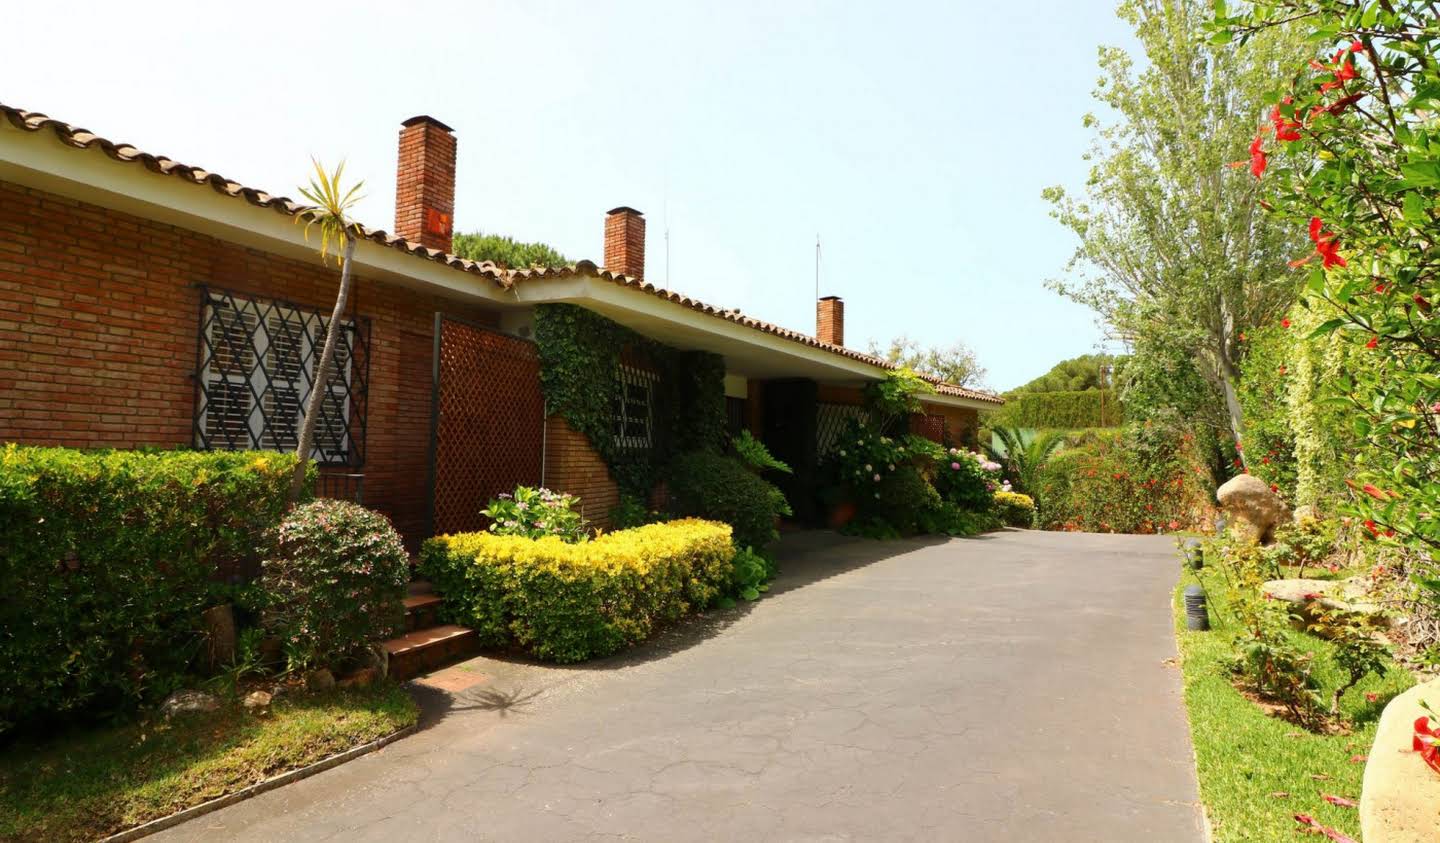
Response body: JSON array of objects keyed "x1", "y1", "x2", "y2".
[
  {"x1": 0, "y1": 446, "x2": 308, "y2": 732},
  {"x1": 420, "y1": 519, "x2": 734, "y2": 663},
  {"x1": 990, "y1": 390, "x2": 1123, "y2": 429}
]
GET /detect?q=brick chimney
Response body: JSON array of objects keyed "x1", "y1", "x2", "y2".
[
  {"x1": 817, "y1": 295, "x2": 844, "y2": 347},
  {"x1": 604, "y1": 207, "x2": 645, "y2": 280},
  {"x1": 394, "y1": 115, "x2": 456, "y2": 252}
]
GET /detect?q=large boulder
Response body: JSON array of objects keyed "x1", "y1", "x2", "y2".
[
  {"x1": 1261, "y1": 577, "x2": 1389, "y2": 632},
  {"x1": 160, "y1": 689, "x2": 220, "y2": 719},
  {"x1": 1217, "y1": 474, "x2": 1289, "y2": 543},
  {"x1": 1361, "y1": 677, "x2": 1440, "y2": 842}
]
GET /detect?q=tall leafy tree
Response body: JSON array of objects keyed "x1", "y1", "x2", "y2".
[
  {"x1": 867, "y1": 335, "x2": 987, "y2": 388},
  {"x1": 452, "y1": 231, "x2": 568, "y2": 269},
  {"x1": 290, "y1": 160, "x2": 364, "y2": 502},
  {"x1": 1007, "y1": 353, "x2": 1125, "y2": 394},
  {"x1": 1045, "y1": 0, "x2": 1307, "y2": 463}
]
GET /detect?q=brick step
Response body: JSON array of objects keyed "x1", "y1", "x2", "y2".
[
  {"x1": 382, "y1": 624, "x2": 477, "y2": 681},
  {"x1": 402, "y1": 593, "x2": 444, "y2": 632},
  {"x1": 407, "y1": 579, "x2": 435, "y2": 597}
]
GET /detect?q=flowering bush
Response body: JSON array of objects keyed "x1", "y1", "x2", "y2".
[
  {"x1": 261, "y1": 500, "x2": 409, "y2": 671},
  {"x1": 932, "y1": 447, "x2": 1003, "y2": 511},
  {"x1": 481, "y1": 486, "x2": 588, "y2": 543},
  {"x1": 1034, "y1": 424, "x2": 1213, "y2": 533},
  {"x1": 828, "y1": 418, "x2": 910, "y2": 496}
]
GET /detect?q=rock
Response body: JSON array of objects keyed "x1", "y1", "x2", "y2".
[
  {"x1": 160, "y1": 689, "x2": 220, "y2": 718},
  {"x1": 201, "y1": 604, "x2": 237, "y2": 671},
  {"x1": 1217, "y1": 474, "x2": 1290, "y2": 543},
  {"x1": 338, "y1": 667, "x2": 377, "y2": 688},
  {"x1": 243, "y1": 690, "x2": 273, "y2": 709},
  {"x1": 1261, "y1": 577, "x2": 1389, "y2": 631},
  {"x1": 304, "y1": 668, "x2": 336, "y2": 691},
  {"x1": 364, "y1": 643, "x2": 389, "y2": 681},
  {"x1": 1361, "y1": 677, "x2": 1440, "y2": 842}
]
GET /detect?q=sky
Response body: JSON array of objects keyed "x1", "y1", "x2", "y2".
[{"x1": 2, "y1": 1, "x2": 1137, "y2": 391}]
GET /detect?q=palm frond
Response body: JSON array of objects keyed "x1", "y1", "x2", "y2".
[{"x1": 296, "y1": 158, "x2": 365, "y2": 265}]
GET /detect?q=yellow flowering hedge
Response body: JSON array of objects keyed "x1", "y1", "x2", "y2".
[
  {"x1": 419, "y1": 519, "x2": 735, "y2": 663},
  {"x1": 993, "y1": 491, "x2": 1036, "y2": 528}
]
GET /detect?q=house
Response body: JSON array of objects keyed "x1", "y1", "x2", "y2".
[{"x1": 0, "y1": 104, "x2": 1001, "y2": 544}]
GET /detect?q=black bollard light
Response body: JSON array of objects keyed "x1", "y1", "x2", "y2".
[
  {"x1": 1182, "y1": 537, "x2": 1204, "y2": 570},
  {"x1": 1184, "y1": 584, "x2": 1210, "y2": 631}
]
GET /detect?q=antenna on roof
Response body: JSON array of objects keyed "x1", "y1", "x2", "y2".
[{"x1": 814, "y1": 234, "x2": 821, "y2": 301}]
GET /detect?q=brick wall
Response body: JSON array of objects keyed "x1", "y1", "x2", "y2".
[
  {"x1": 816, "y1": 296, "x2": 844, "y2": 346},
  {"x1": 0, "y1": 178, "x2": 498, "y2": 542},
  {"x1": 603, "y1": 207, "x2": 645, "y2": 280},
  {"x1": 543, "y1": 415, "x2": 620, "y2": 527},
  {"x1": 394, "y1": 116, "x2": 457, "y2": 252}
]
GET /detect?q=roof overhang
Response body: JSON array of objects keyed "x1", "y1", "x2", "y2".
[{"x1": 0, "y1": 119, "x2": 511, "y2": 308}]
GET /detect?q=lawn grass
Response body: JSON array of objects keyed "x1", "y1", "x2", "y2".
[
  {"x1": 1173, "y1": 572, "x2": 1414, "y2": 841},
  {"x1": 0, "y1": 682, "x2": 418, "y2": 842}
]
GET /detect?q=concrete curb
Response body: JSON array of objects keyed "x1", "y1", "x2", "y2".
[{"x1": 99, "y1": 723, "x2": 418, "y2": 843}]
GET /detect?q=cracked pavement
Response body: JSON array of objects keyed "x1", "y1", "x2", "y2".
[{"x1": 155, "y1": 529, "x2": 1205, "y2": 842}]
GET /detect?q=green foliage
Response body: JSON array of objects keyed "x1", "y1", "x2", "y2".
[
  {"x1": 480, "y1": 486, "x2": 588, "y2": 543},
  {"x1": 1215, "y1": 1, "x2": 1440, "y2": 569},
  {"x1": 608, "y1": 493, "x2": 668, "y2": 530},
  {"x1": 420, "y1": 519, "x2": 734, "y2": 662},
  {"x1": 728, "y1": 546, "x2": 776, "y2": 602},
  {"x1": 261, "y1": 500, "x2": 409, "y2": 671},
  {"x1": 916, "y1": 502, "x2": 1002, "y2": 537},
  {"x1": 730, "y1": 429, "x2": 792, "y2": 475},
  {"x1": 984, "y1": 426, "x2": 1067, "y2": 497},
  {"x1": 993, "y1": 491, "x2": 1036, "y2": 528},
  {"x1": 450, "y1": 231, "x2": 568, "y2": 269},
  {"x1": 1236, "y1": 323, "x2": 1299, "y2": 498},
  {"x1": 1046, "y1": 0, "x2": 1308, "y2": 447},
  {"x1": 534, "y1": 304, "x2": 726, "y2": 495},
  {"x1": 1033, "y1": 422, "x2": 1213, "y2": 533},
  {"x1": 1007, "y1": 354, "x2": 1124, "y2": 394},
  {"x1": 931, "y1": 446, "x2": 1002, "y2": 512},
  {"x1": 862, "y1": 367, "x2": 934, "y2": 430},
  {"x1": 0, "y1": 447, "x2": 307, "y2": 733},
  {"x1": 988, "y1": 390, "x2": 1123, "y2": 429},
  {"x1": 1266, "y1": 516, "x2": 1338, "y2": 578},
  {"x1": 866, "y1": 335, "x2": 986, "y2": 388},
  {"x1": 873, "y1": 465, "x2": 944, "y2": 535},
  {"x1": 669, "y1": 451, "x2": 792, "y2": 551}
]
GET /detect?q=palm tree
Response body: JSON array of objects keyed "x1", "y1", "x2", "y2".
[
  {"x1": 289, "y1": 160, "x2": 364, "y2": 502},
  {"x1": 984, "y1": 426, "x2": 1066, "y2": 496}
]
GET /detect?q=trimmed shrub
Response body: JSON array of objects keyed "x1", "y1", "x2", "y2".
[
  {"x1": 420, "y1": 519, "x2": 734, "y2": 662},
  {"x1": 0, "y1": 446, "x2": 307, "y2": 732},
  {"x1": 261, "y1": 500, "x2": 410, "y2": 671},
  {"x1": 917, "y1": 502, "x2": 1002, "y2": 537},
  {"x1": 989, "y1": 389, "x2": 1123, "y2": 429},
  {"x1": 669, "y1": 452, "x2": 791, "y2": 551},
  {"x1": 873, "y1": 465, "x2": 943, "y2": 535},
  {"x1": 993, "y1": 491, "x2": 1036, "y2": 528}
]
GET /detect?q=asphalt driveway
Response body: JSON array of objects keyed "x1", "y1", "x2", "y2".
[{"x1": 156, "y1": 529, "x2": 1204, "y2": 842}]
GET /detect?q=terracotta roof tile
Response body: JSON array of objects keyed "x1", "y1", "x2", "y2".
[{"x1": 0, "y1": 102, "x2": 1001, "y2": 405}]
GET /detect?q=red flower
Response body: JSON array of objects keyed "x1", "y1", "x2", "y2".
[
  {"x1": 1307, "y1": 217, "x2": 1348, "y2": 268},
  {"x1": 1375, "y1": 283, "x2": 1387, "y2": 293},
  {"x1": 1363, "y1": 519, "x2": 1380, "y2": 537},
  {"x1": 1366, "y1": 335, "x2": 1379, "y2": 349},
  {"x1": 1328, "y1": 93, "x2": 1365, "y2": 115},
  {"x1": 1309, "y1": 59, "x2": 1328, "y2": 71},
  {"x1": 1269, "y1": 105, "x2": 1303, "y2": 142},
  {"x1": 1414, "y1": 716, "x2": 1440, "y2": 775},
  {"x1": 1361, "y1": 482, "x2": 1389, "y2": 501},
  {"x1": 1271, "y1": 484, "x2": 1280, "y2": 493},
  {"x1": 1335, "y1": 61, "x2": 1357, "y2": 82},
  {"x1": 1281, "y1": 317, "x2": 1291, "y2": 328},
  {"x1": 1350, "y1": 40, "x2": 1365, "y2": 53},
  {"x1": 1309, "y1": 216, "x2": 1323, "y2": 241}
]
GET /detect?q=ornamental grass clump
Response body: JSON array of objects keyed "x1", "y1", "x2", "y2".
[{"x1": 261, "y1": 500, "x2": 410, "y2": 672}]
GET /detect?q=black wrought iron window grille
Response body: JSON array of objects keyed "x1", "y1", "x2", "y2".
[
  {"x1": 193, "y1": 286, "x2": 370, "y2": 466},
  {"x1": 612, "y1": 363, "x2": 656, "y2": 452}
]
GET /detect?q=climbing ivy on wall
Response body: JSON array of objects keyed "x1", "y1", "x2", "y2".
[{"x1": 534, "y1": 304, "x2": 726, "y2": 495}]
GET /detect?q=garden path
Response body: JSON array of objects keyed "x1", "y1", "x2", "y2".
[{"x1": 154, "y1": 529, "x2": 1204, "y2": 842}]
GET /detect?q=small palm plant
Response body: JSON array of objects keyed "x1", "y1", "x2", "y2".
[
  {"x1": 289, "y1": 160, "x2": 365, "y2": 502},
  {"x1": 984, "y1": 425, "x2": 1065, "y2": 496}
]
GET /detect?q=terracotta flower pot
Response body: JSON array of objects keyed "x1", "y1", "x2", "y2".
[{"x1": 827, "y1": 501, "x2": 857, "y2": 530}]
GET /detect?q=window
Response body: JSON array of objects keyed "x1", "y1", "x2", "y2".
[
  {"x1": 612, "y1": 364, "x2": 656, "y2": 450},
  {"x1": 194, "y1": 287, "x2": 369, "y2": 465}
]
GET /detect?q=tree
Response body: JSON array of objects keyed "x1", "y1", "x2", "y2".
[
  {"x1": 1045, "y1": 0, "x2": 1308, "y2": 464},
  {"x1": 867, "y1": 335, "x2": 986, "y2": 387},
  {"x1": 451, "y1": 231, "x2": 568, "y2": 269},
  {"x1": 290, "y1": 160, "x2": 364, "y2": 502}
]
